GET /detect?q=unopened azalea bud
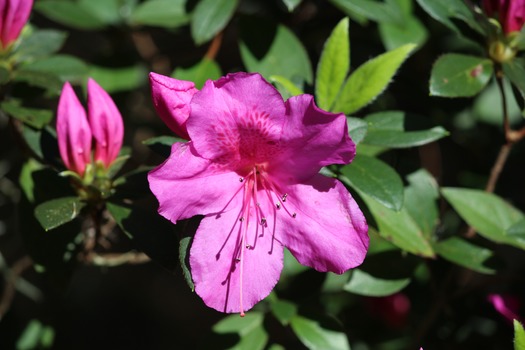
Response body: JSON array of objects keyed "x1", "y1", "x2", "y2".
[
  {"x1": 483, "y1": 0, "x2": 525, "y2": 34},
  {"x1": 87, "y1": 78, "x2": 124, "y2": 169},
  {"x1": 488, "y1": 40, "x2": 516, "y2": 62},
  {"x1": 56, "y1": 82, "x2": 92, "y2": 177},
  {"x1": 0, "y1": 0, "x2": 33, "y2": 50}
]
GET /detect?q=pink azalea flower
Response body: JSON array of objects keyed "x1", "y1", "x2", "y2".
[
  {"x1": 57, "y1": 79, "x2": 123, "y2": 176},
  {"x1": 483, "y1": 0, "x2": 525, "y2": 34},
  {"x1": 0, "y1": 0, "x2": 33, "y2": 49},
  {"x1": 148, "y1": 72, "x2": 369, "y2": 314}
]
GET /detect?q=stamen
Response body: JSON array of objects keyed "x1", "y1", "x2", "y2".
[
  {"x1": 292, "y1": 212, "x2": 297, "y2": 218},
  {"x1": 239, "y1": 217, "x2": 245, "y2": 222},
  {"x1": 239, "y1": 177, "x2": 244, "y2": 182},
  {"x1": 260, "y1": 217, "x2": 267, "y2": 225},
  {"x1": 276, "y1": 203, "x2": 281, "y2": 209},
  {"x1": 282, "y1": 193, "x2": 288, "y2": 202}
]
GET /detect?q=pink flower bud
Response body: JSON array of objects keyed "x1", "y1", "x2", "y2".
[
  {"x1": 483, "y1": 0, "x2": 525, "y2": 34},
  {"x1": 87, "y1": 78, "x2": 123, "y2": 169},
  {"x1": 0, "y1": 0, "x2": 33, "y2": 49},
  {"x1": 57, "y1": 82, "x2": 92, "y2": 176}
]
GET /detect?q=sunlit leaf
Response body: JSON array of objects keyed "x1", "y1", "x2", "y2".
[
  {"x1": 191, "y1": 0, "x2": 238, "y2": 45},
  {"x1": 290, "y1": 315, "x2": 350, "y2": 350},
  {"x1": 515, "y1": 320, "x2": 525, "y2": 350},
  {"x1": 34, "y1": 197, "x2": 86, "y2": 231},
  {"x1": 344, "y1": 269, "x2": 410, "y2": 296}
]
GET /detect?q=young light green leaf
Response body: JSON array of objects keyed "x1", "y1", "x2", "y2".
[
  {"x1": 361, "y1": 192, "x2": 435, "y2": 257},
  {"x1": 269, "y1": 75, "x2": 304, "y2": 98},
  {"x1": 515, "y1": 320, "x2": 525, "y2": 350},
  {"x1": 315, "y1": 17, "x2": 350, "y2": 111},
  {"x1": 442, "y1": 188, "x2": 525, "y2": 249},
  {"x1": 172, "y1": 58, "x2": 222, "y2": 89},
  {"x1": 191, "y1": 0, "x2": 238, "y2": 45},
  {"x1": 290, "y1": 315, "x2": 350, "y2": 350},
  {"x1": 430, "y1": 54, "x2": 493, "y2": 97},
  {"x1": 332, "y1": 43, "x2": 416, "y2": 115},
  {"x1": 240, "y1": 21, "x2": 313, "y2": 84},
  {"x1": 130, "y1": 0, "x2": 189, "y2": 28},
  {"x1": 379, "y1": 16, "x2": 428, "y2": 50},
  {"x1": 434, "y1": 237, "x2": 496, "y2": 274},
  {"x1": 340, "y1": 154, "x2": 404, "y2": 211},
  {"x1": 34, "y1": 197, "x2": 86, "y2": 231},
  {"x1": 344, "y1": 269, "x2": 410, "y2": 296}
]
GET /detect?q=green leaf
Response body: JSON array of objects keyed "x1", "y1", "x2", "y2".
[
  {"x1": 179, "y1": 236, "x2": 194, "y2": 291},
  {"x1": 379, "y1": 16, "x2": 428, "y2": 50},
  {"x1": 231, "y1": 325, "x2": 268, "y2": 350},
  {"x1": 172, "y1": 58, "x2": 222, "y2": 89},
  {"x1": 17, "y1": 55, "x2": 89, "y2": 90},
  {"x1": 434, "y1": 237, "x2": 495, "y2": 274},
  {"x1": 35, "y1": 1, "x2": 107, "y2": 30},
  {"x1": 415, "y1": 0, "x2": 483, "y2": 34},
  {"x1": 361, "y1": 192, "x2": 435, "y2": 257},
  {"x1": 240, "y1": 21, "x2": 313, "y2": 84},
  {"x1": 430, "y1": 54, "x2": 493, "y2": 97},
  {"x1": 34, "y1": 197, "x2": 86, "y2": 231},
  {"x1": 270, "y1": 299, "x2": 298, "y2": 326},
  {"x1": 191, "y1": 0, "x2": 238, "y2": 45},
  {"x1": 89, "y1": 64, "x2": 147, "y2": 93},
  {"x1": 347, "y1": 117, "x2": 368, "y2": 145},
  {"x1": 290, "y1": 315, "x2": 350, "y2": 350},
  {"x1": 515, "y1": 320, "x2": 525, "y2": 350},
  {"x1": 1, "y1": 101, "x2": 53, "y2": 129},
  {"x1": 503, "y1": 58, "x2": 525, "y2": 96},
  {"x1": 16, "y1": 320, "x2": 54, "y2": 350},
  {"x1": 78, "y1": 0, "x2": 122, "y2": 25},
  {"x1": 442, "y1": 188, "x2": 525, "y2": 249},
  {"x1": 340, "y1": 154, "x2": 404, "y2": 211},
  {"x1": 404, "y1": 169, "x2": 439, "y2": 237},
  {"x1": 281, "y1": 0, "x2": 302, "y2": 12},
  {"x1": 362, "y1": 111, "x2": 449, "y2": 150},
  {"x1": 332, "y1": 43, "x2": 415, "y2": 114},
  {"x1": 315, "y1": 17, "x2": 349, "y2": 111},
  {"x1": 343, "y1": 269, "x2": 410, "y2": 296},
  {"x1": 329, "y1": 0, "x2": 404, "y2": 24},
  {"x1": 142, "y1": 135, "x2": 185, "y2": 157},
  {"x1": 129, "y1": 0, "x2": 189, "y2": 28},
  {"x1": 14, "y1": 29, "x2": 67, "y2": 61},
  {"x1": 269, "y1": 75, "x2": 304, "y2": 98},
  {"x1": 472, "y1": 79, "x2": 522, "y2": 126},
  {"x1": 507, "y1": 219, "x2": 525, "y2": 242},
  {"x1": 213, "y1": 312, "x2": 264, "y2": 335}
]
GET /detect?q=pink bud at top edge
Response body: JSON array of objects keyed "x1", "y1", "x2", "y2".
[
  {"x1": 57, "y1": 82, "x2": 92, "y2": 176},
  {"x1": 0, "y1": 0, "x2": 34, "y2": 49},
  {"x1": 483, "y1": 0, "x2": 525, "y2": 34},
  {"x1": 149, "y1": 72, "x2": 198, "y2": 140},
  {"x1": 87, "y1": 78, "x2": 124, "y2": 169}
]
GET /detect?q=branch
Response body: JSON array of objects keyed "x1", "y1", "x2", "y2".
[{"x1": 0, "y1": 255, "x2": 33, "y2": 320}]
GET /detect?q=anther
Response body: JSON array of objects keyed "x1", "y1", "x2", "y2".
[
  {"x1": 246, "y1": 244, "x2": 251, "y2": 249},
  {"x1": 239, "y1": 217, "x2": 245, "y2": 222},
  {"x1": 239, "y1": 178, "x2": 244, "y2": 182},
  {"x1": 292, "y1": 212, "x2": 297, "y2": 218},
  {"x1": 282, "y1": 193, "x2": 288, "y2": 202},
  {"x1": 260, "y1": 217, "x2": 267, "y2": 225},
  {"x1": 235, "y1": 258, "x2": 241, "y2": 262},
  {"x1": 276, "y1": 203, "x2": 281, "y2": 209}
]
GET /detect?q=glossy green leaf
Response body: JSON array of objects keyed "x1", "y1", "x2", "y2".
[
  {"x1": 14, "y1": 29, "x2": 67, "y2": 61},
  {"x1": 404, "y1": 169, "x2": 439, "y2": 237},
  {"x1": 340, "y1": 154, "x2": 404, "y2": 211},
  {"x1": 269, "y1": 75, "x2": 304, "y2": 98},
  {"x1": 173, "y1": 58, "x2": 222, "y2": 89},
  {"x1": 89, "y1": 64, "x2": 147, "y2": 93},
  {"x1": 379, "y1": 16, "x2": 428, "y2": 50},
  {"x1": 503, "y1": 58, "x2": 525, "y2": 96},
  {"x1": 329, "y1": 0, "x2": 403, "y2": 24},
  {"x1": 17, "y1": 55, "x2": 89, "y2": 89},
  {"x1": 332, "y1": 43, "x2": 415, "y2": 114},
  {"x1": 35, "y1": 1, "x2": 106, "y2": 30},
  {"x1": 507, "y1": 219, "x2": 525, "y2": 242},
  {"x1": 430, "y1": 54, "x2": 493, "y2": 97},
  {"x1": 270, "y1": 299, "x2": 298, "y2": 326},
  {"x1": 290, "y1": 315, "x2": 350, "y2": 350},
  {"x1": 213, "y1": 312, "x2": 264, "y2": 335},
  {"x1": 515, "y1": 320, "x2": 525, "y2": 350},
  {"x1": 1, "y1": 101, "x2": 53, "y2": 129},
  {"x1": 344, "y1": 269, "x2": 410, "y2": 296},
  {"x1": 191, "y1": 0, "x2": 238, "y2": 45},
  {"x1": 130, "y1": 0, "x2": 189, "y2": 28},
  {"x1": 315, "y1": 17, "x2": 349, "y2": 111},
  {"x1": 34, "y1": 197, "x2": 86, "y2": 231},
  {"x1": 240, "y1": 22, "x2": 313, "y2": 84},
  {"x1": 434, "y1": 237, "x2": 496, "y2": 274},
  {"x1": 347, "y1": 117, "x2": 368, "y2": 145},
  {"x1": 281, "y1": 0, "x2": 302, "y2": 12},
  {"x1": 179, "y1": 236, "x2": 194, "y2": 291},
  {"x1": 361, "y1": 192, "x2": 435, "y2": 257},
  {"x1": 442, "y1": 188, "x2": 525, "y2": 249},
  {"x1": 416, "y1": 0, "x2": 483, "y2": 34}
]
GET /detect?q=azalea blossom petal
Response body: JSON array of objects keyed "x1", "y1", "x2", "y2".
[
  {"x1": 87, "y1": 78, "x2": 123, "y2": 168},
  {"x1": 190, "y1": 205, "x2": 283, "y2": 313},
  {"x1": 187, "y1": 72, "x2": 286, "y2": 164},
  {"x1": 56, "y1": 82, "x2": 92, "y2": 176},
  {"x1": 148, "y1": 142, "x2": 243, "y2": 224},
  {"x1": 149, "y1": 72, "x2": 197, "y2": 139},
  {"x1": 0, "y1": 0, "x2": 33, "y2": 48},
  {"x1": 272, "y1": 94, "x2": 355, "y2": 182},
  {"x1": 277, "y1": 174, "x2": 368, "y2": 273}
]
